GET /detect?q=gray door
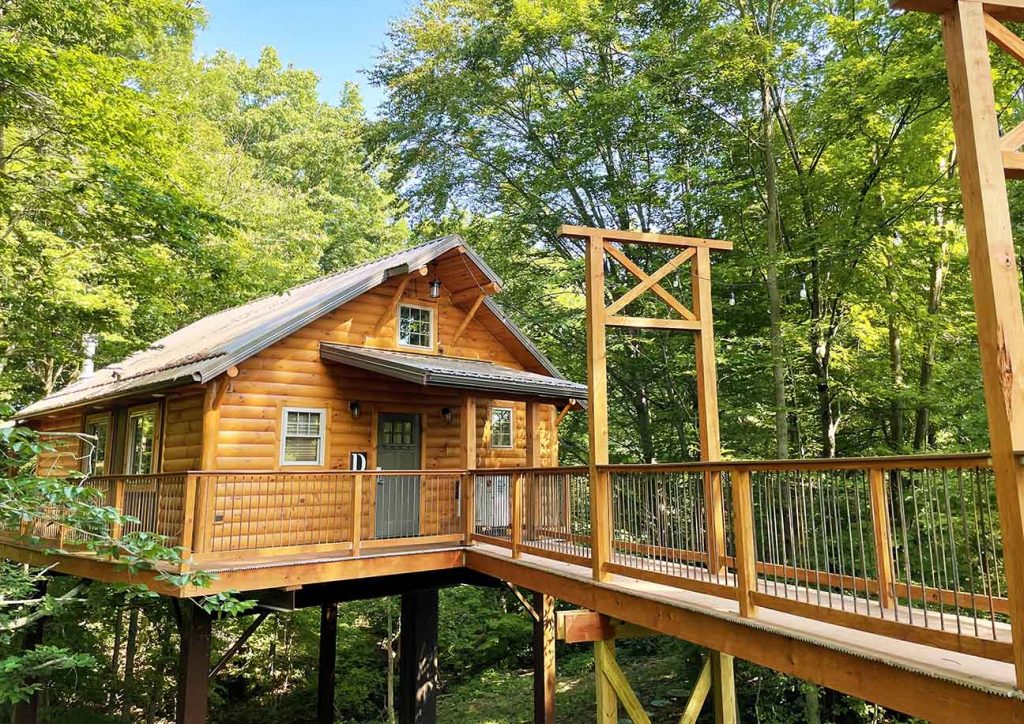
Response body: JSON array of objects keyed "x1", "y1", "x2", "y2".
[{"x1": 375, "y1": 413, "x2": 421, "y2": 538}]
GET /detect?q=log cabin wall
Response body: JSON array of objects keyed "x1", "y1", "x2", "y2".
[
  {"x1": 206, "y1": 273, "x2": 561, "y2": 542},
  {"x1": 162, "y1": 392, "x2": 203, "y2": 473},
  {"x1": 34, "y1": 410, "x2": 84, "y2": 477},
  {"x1": 213, "y1": 272, "x2": 560, "y2": 472}
]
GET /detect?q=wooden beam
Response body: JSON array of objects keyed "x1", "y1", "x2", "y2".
[
  {"x1": 555, "y1": 403, "x2": 572, "y2": 428},
  {"x1": 399, "y1": 590, "x2": 438, "y2": 724},
  {"x1": 176, "y1": 603, "x2": 212, "y2": 724},
  {"x1": 584, "y1": 232, "x2": 611, "y2": 582},
  {"x1": 1003, "y1": 149, "x2": 1024, "y2": 178},
  {"x1": 450, "y1": 283, "x2": 500, "y2": 305},
  {"x1": 603, "y1": 242, "x2": 696, "y2": 319},
  {"x1": 606, "y1": 315, "x2": 702, "y2": 331},
  {"x1": 599, "y1": 641, "x2": 652, "y2": 724},
  {"x1": 710, "y1": 651, "x2": 736, "y2": 724},
  {"x1": 893, "y1": 0, "x2": 1024, "y2": 22},
  {"x1": 868, "y1": 468, "x2": 895, "y2": 609},
  {"x1": 560, "y1": 224, "x2": 733, "y2": 251},
  {"x1": 450, "y1": 294, "x2": 485, "y2": 346},
  {"x1": 984, "y1": 11, "x2": 1024, "y2": 62},
  {"x1": 556, "y1": 610, "x2": 656, "y2": 643},
  {"x1": 593, "y1": 638, "x2": 618, "y2": 723},
  {"x1": 465, "y1": 544, "x2": 1024, "y2": 723},
  {"x1": 373, "y1": 273, "x2": 416, "y2": 335},
  {"x1": 942, "y1": 0, "x2": 1024, "y2": 688},
  {"x1": 533, "y1": 591, "x2": 556, "y2": 724},
  {"x1": 318, "y1": 603, "x2": 337, "y2": 724},
  {"x1": 678, "y1": 657, "x2": 711, "y2": 724},
  {"x1": 200, "y1": 377, "x2": 226, "y2": 471},
  {"x1": 730, "y1": 469, "x2": 758, "y2": 618},
  {"x1": 605, "y1": 246, "x2": 696, "y2": 318},
  {"x1": 1002, "y1": 119, "x2": 1024, "y2": 151}
]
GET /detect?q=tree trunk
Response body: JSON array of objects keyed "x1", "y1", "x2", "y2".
[
  {"x1": 886, "y1": 250, "x2": 904, "y2": 451},
  {"x1": 761, "y1": 74, "x2": 788, "y2": 461},
  {"x1": 914, "y1": 234, "x2": 948, "y2": 451},
  {"x1": 122, "y1": 606, "x2": 140, "y2": 722}
]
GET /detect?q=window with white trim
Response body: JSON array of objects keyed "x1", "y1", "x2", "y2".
[
  {"x1": 397, "y1": 304, "x2": 433, "y2": 349},
  {"x1": 280, "y1": 408, "x2": 326, "y2": 465},
  {"x1": 125, "y1": 406, "x2": 158, "y2": 475},
  {"x1": 490, "y1": 407, "x2": 513, "y2": 449}
]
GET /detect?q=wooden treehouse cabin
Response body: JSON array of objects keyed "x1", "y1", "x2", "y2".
[{"x1": 10, "y1": 2, "x2": 1024, "y2": 723}]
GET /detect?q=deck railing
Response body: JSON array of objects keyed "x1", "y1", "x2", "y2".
[
  {"x1": 16, "y1": 454, "x2": 1010, "y2": 663},
  {"x1": 488, "y1": 453, "x2": 1010, "y2": 664}
]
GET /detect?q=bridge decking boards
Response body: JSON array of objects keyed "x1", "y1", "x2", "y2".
[{"x1": 465, "y1": 543, "x2": 1024, "y2": 724}]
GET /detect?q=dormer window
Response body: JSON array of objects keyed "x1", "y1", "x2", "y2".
[{"x1": 398, "y1": 304, "x2": 434, "y2": 350}]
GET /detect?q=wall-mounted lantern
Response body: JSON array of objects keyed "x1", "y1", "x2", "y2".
[
  {"x1": 441, "y1": 407, "x2": 454, "y2": 425},
  {"x1": 349, "y1": 401, "x2": 361, "y2": 419}
]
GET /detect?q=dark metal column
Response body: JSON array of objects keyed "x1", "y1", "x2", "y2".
[
  {"x1": 398, "y1": 589, "x2": 438, "y2": 724},
  {"x1": 318, "y1": 602, "x2": 338, "y2": 724},
  {"x1": 176, "y1": 602, "x2": 212, "y2": 724}
]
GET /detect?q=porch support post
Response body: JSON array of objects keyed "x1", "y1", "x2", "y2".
[
  {"x1": 399, "y1": 589, "x2": 438, "y2": 724},
  {"x1": 176, "y1": 602, "x2": 212, "y2": 724},
  {"x1": 462, "y1": 396, "x2": 477, "y2": 544},
  {"x1": 533, "y1": 591, "x2": 556, "y2": 724},
  {"x1": 710, "y1": 651, "x2": 737, "y2": 724},
  {"x1": 13, "y1": 578, "x2": 48, "y2": 724},
  {"x1": 318, "y1": 603, "x2": 338, "y2": 724}
]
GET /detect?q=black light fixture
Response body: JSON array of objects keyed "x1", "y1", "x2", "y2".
[
  {"x1": 441, "y1": 407, "x2": 454, "y2": 425},
  {"x1": 349, "y1": 400, "x2": 361, "y2": 419},
  {"x1": 429, "y1": 277, "x2": 442, "y2": 299}
]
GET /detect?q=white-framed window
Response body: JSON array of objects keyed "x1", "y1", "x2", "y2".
[
  {"x1": 490, "y1": 406, "x2": 513, "y2": 449},
  {"x1": 83, "y1": 413, "x2": 111, "y2": 476},
  {"x1": 125, "y1": 405, "x2": 158, "y2": 475},
  {"x1": 280, "y1": 407, "x2": 326, "y2": 465},
  {"x1": 397, "y1": 303, "x2": 434, "y2": 349}
]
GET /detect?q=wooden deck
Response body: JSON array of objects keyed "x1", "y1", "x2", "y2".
[
  {"x1": 10, "y1": 454, "x2": 1024, "y2": 720},
  {"x1": 466, "y1": 542, "x2": 1024, "y2": 723}
]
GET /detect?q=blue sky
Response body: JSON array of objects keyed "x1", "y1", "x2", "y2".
[{"x1": 194, "y1": 0, "x2": 414, "y2": 115}]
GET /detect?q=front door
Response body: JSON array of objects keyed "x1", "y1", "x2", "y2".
[{"x1": 375, "y1": 413, "x2": 421, "y2": 538}]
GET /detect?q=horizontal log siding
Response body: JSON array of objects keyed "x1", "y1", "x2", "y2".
[
  {"x1": 209, "y1": 273, "x2": 560, "y2": 538},
  {"x1": 34, "y1": 410, "x2": 84, "y2": 476},
  {"x1": 162, "y1": 392, "x2": 203, "y2": 472}
]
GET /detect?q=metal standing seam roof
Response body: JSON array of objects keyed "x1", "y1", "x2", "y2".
[
  {"x1": 319, "y1": 343, "x2": 587, "y2": 401},
  {"x1": 17, "y1": 235, "x2": 576, "y2": 418}
]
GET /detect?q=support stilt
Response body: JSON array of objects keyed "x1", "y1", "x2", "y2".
[
  {"x1": 318, "y1": 603, "x2": 338, "y2": 724},
  {"x1": 710, "y1": 651, "x2": 737, "y2": 724},
  {"x1": 399, "y1": 590, "x2": 438, "y2": 724},
  {"x1": 593, "y1": 639, "x2": 618, "y2": 723},
  {"x1": 533, "y1": 592, "x2": 555, "y2": 724},
  {"x1": 13, "y1": 579, "x2": 48, "y2": 724},
  {"x1": 176, "y1": 602, "x2": 212, "y2": 724}
]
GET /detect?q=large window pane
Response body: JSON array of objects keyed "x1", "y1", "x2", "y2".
[
  {"x1": 127, "y1": 410, "x2": 156, "y2": 475},
  {"x1": 281, "y1": 408, "x2": 325, "y2": 465}
]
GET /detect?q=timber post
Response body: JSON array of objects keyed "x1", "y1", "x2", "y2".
[
  {"x1": 533, "y1": 591, "x2": 556, "y2": 724},
  {"x1": 351, "y1": 474, "x2": 363, "y2": 557},
  {"x1": 176, "y1": 602, "x2": 212, "y2": 724},
  {"x1": 582, "y1": 230, "x2": 612, "y2": 582},
  {"x1": 462, "y1": 395, "x2": 477, "y2": 545},
  {"x1": 318, "y1": 603, "x2": 338, "y2": 724},
  {"x1": 398, "y1": 589, "x2": 439, "y2": 724},
  {"x1": 894, "y1": 0, "x2": 1024, "y2": 687},
  {"x1": 710, "y1": 651, "x2": 737, "y2": 724},
  {"x1": 868, "y1": 468, "x2": 895, "y2": 609},
  {"x1": 730, "y1": 469, "x2": 758, "y2": 618}
]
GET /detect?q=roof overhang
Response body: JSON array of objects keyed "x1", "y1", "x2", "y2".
[{"x1": 319, "y1": 343, "x2": 587, "y2": 404}]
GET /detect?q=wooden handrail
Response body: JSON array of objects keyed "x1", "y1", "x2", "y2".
[{"x1": 599, "y1": 452, "x2": 992, "y2": 474}]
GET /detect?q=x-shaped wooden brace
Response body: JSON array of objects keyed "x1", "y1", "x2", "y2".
[
  {"x1": 982, "y1": 11, "x2": 1024, "y2": 174},
  {"x1": 602, "y1": 242, "x2": 702, "y2": 330}
]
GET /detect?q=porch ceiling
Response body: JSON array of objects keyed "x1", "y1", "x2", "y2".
[{"x1": 319, "y1": 343, "x2": 587, "y2": 403}]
